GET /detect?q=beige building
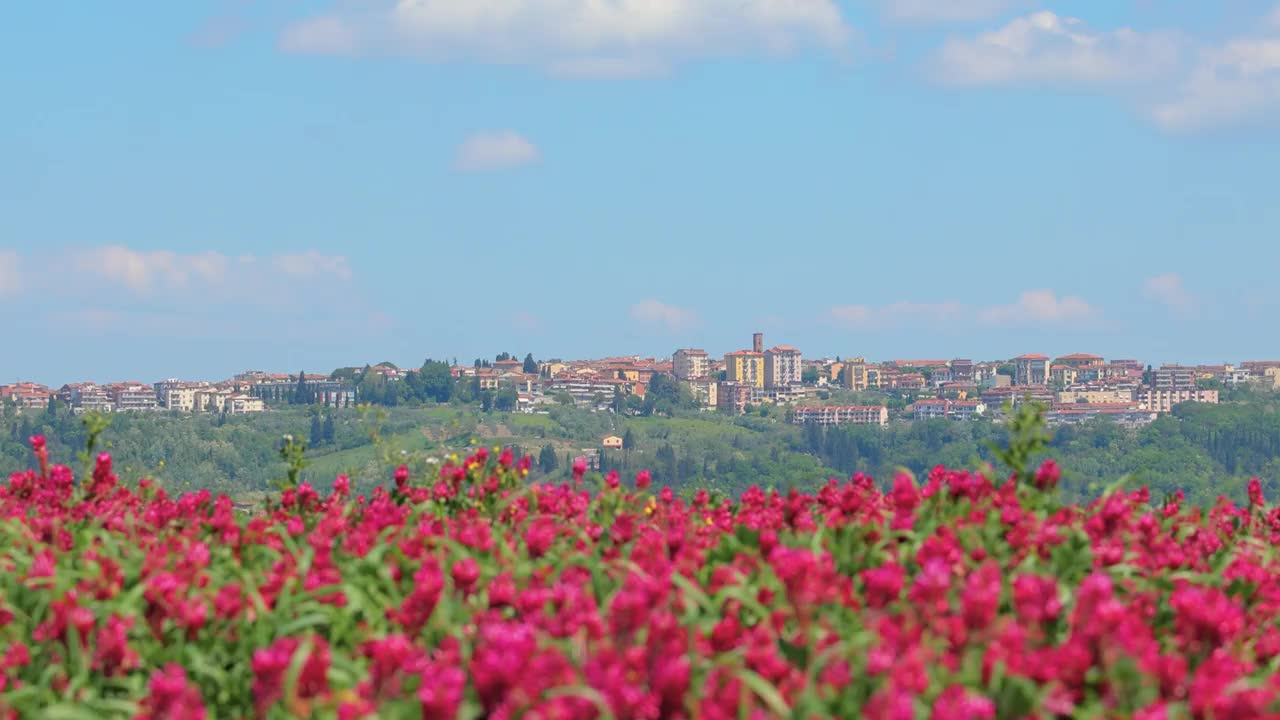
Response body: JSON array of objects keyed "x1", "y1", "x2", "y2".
[
  {"x1": 226, "y1": 394, "x2": 266, "y2": 414},
  {"x1": 1056, "y1": 389, "x2": 1136, "y2": 405},
  {"x1": 1138, "y1": 388, "x2": 1219, "y2": 413},
  {"x1": 672, "y1": 349, "x2": 711, "y2": 381},
  {"x1": 764, "y1": 346, "x2": 802, "y2": 388},
  {"x1": 791, "y1": 405, "x2": 888, "y2": 427},
  {"x1": 685, "y1": 377, "x2": 718, "y2": 408},
  {"x1": 1014, "y1": 354, "x2": 1051, "y2": 386}
]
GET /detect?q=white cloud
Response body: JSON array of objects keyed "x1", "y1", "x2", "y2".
[
  {"x1": 630, "y1": 299, "x2": 698, "y2": 333},
  {"x1": 279, "y1": 0, "x2": 851, "y2": 73},
  {"x1": 878, "y1": 0, "x2": 1021, "y2": 24},
  {"x1": 1142, "y1": 273, "x2": 1195, "y2": 314},
  {"x1": 934, "y1": 11, "x2": 1182, "y2": 87},
  {"x1": 74, "y1": 246, "x2": 231, "y2": 294},
  {"x1": 66, "y1": 246, "x2": 352, "y2": 306},
  {"x1": 0, "y1": 251, "x2": 20, "y2": 296},
  {"x1": 828, "y1": 292, "x2": 1098, "y2": 330},
  {"x1": 828, "y1": 301, "x2": 963, "y2": 329},
  {"x1": 454, "y1": 131, "x2": 541, "y2": 172},
  {"x1": 977, "y1": 290, "x2": 1095, "y2": 326},
  {"x1": 279, "y1": 15, "x2": 359, "y2": 55},
  {"x1": 1150, "y1": 34, "x2": 1280, "y2": 131}
]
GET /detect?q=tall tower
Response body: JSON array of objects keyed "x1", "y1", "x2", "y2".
[{"x1": 752, "y1": 333, "x2": 763, "y2": 354}]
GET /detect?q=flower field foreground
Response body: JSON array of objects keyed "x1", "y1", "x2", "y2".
[{"x1": 4, "y1": 435, "x2": 1280, "y2": 718}]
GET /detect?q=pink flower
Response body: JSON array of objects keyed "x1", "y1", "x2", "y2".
[
  {"x1": 635, "y1": 470, "x2": 651, "y2": 490},
  {"x1": 1034, "y1": 459, "x2": 1061, "y2": 490},
  {"x1": 451, "y1": 558, "x2": 480, "y2": 594}
]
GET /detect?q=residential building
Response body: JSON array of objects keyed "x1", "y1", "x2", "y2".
[
  {"x1": 672, "y1": 349, "x2": 710, "y2": 381},
  {"x1": 951, "y1": 359, "x2": 975, "y2": 383},
  {"x1": 109, "y1": 383, "x2": 158, "y2": 411},
  {"x1": 791, "y1": 405, "x2": 889, "y2": 427},
  {"x1": 981, "y1": 385, "x2": 1054, "y2": 409},
  {"x1": 717, "y1": 382, "x2": 753, "y2": 415},
  {"x1": 950, "y1": 400, "x2": 986, "y2": 421},
  {"x1": 684, "y1": 377, "x2": 718, "y2": 408},
  {"x1": 602, "y1": 435, "x2": 623, "y2": 449},
  {"x1": 1138, "y1": 388, "x2": 1219, "y2": 413},
  {"x1": 724, "y1": 351, "x2": 765, "y2": 388},
  {"x1": 1153, "y1": 365, "x2": 1197, "y2": 391},
  {"x1": 1055, "y1": 353, "x2": 1104, "y2": 368},
  {"x1": 913, "y1": 399, "x2": 987, "y2": 421},
  {"x1": 59, "y1": 383, "x2": 114, "y2": 414},
  {"x1": 842, "y1": 359, "x2": 869, "y2": 391},
  {"x1": 193, "y1": 388, "x2": 233, "y2": 412},
  {"x1": 1056, "y1": 389, "x2": 1137, "y2": 405},
  {"x1": 226, "y1": 393, "x2": 266, "y2": 414},
  {"x1": 753, "y1": 333, "x2": 764, "y2": 353},
  {"x1": 1, "y1": 382, "x2": 53, "y2": 410},
  {"x1": 1050, "y1": 365, "x2": 1078, "y2": 387},
  {"x1": 1047, "y1": 403, "x2": 1157, "y2": 427},
  {"x1": 492, "y1": 359, "x2": 523, "y2": 375},
  {"x1": 764, "y1": 346, "x2": 802, "y2": 388},
  {"x1": 1013, "y1": 355, "x2": 1051, "y2": 386},
  {"x1": 913, "y1": 399, "x2": 951, "y2": 421}
]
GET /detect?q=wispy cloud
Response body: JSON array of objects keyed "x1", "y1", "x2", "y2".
[
  {"x1": 828, "y1": 301, "x2": 964, "y2": 329},
  {"x1": 278, "y1": 0, "x2": 852, "y2": 74},
  {"x1": 0, "y1": 251, "x2": 20, "y2": 297},
  {"x1": 454, "y1": 131, "x2": 541, "y2": 172},
  {"x1": 1151, "y1": 29, "x2": 1280, "y2": 131},
  {"x1": 1143, "y1": 273, "x2": 1196, "y2": 315},
  {"x1": 877, "y1": 0, "x2": 1022, "y2": 24},
  {"x1": 932, "y1": 11, "x2": 1183, "y2": 88},
  {"x1": 630, "y1": 299, "x2": 699, "y2": 333},
  {"x1": 977, "y1": 290, "x2": 1096, "y2": 327},
  {"x1": 279, "y1": 15, "x2": 359, "y2": 55},
  {"x1": 511, "y1": 311, "x2": 542, "y2": 333},
  {"x1": 828, "y1": 291, "x2": 1098, "y2": 330},
  {"x1": 69, "y1": 246, "x2": 350, "y2": 297}
]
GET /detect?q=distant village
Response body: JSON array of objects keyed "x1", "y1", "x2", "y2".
[{"x1": 4, "y1": 332, "x2": 1276, "y2": 429}]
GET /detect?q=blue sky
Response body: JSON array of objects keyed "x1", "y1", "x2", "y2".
[{"x1": 4, "y1": 0, "x2": 1280, "y2": 385}]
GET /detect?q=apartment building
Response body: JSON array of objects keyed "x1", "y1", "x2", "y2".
[
  {"x1": 1050, "y1": 365, "x2": 1078, "y2": 386},
  {"x1": 1, "y1": 382, "x2": 53, "y2": 410},
  {"x1": 1138, "y1": 388, "x2": 1219, "y2": 413},
  {"x1": 724, "y1": 351, "x2": 765, "y2": 388},
  {"x1": 1047, "y1": 403, "x2": 1157, "y2": 427},
  {"x1": 913, "y1": 399, "x2": 987, "y2": 421},
  {"x1": 717, "y1": 382, "x2": 753, "y2": 415},
  {"x1": 684, "y1": 377, "x2": 718, "y2": 408},
  {"x1": 1056, "y1": 389, "x2": 1136, "y2": 405},
  {"x1": 226, "y1": 393, "x2": 266, "y2": 414},
  {"x1": 790, "y1": 405, "x2": 889, "y2": 427},
  {"x1": 1154, "y1": 365, "x2": 1197, "y2": 391},
  {"x1": 842, "y1": 358, "x2": 869, "y2": 391},
  {"x1": 59, "y1": 383, "x2": 114, "y2": 414},
  {"x1": 1055, "y1": 353, "x2": 1104, "y2": 368},
  {"x1": 1014, "y1": 355, "x2": 1051, "y2": 386},
  {"x1": 109, "y1": 383, "x2": 158, "y2": 411},
  {"x1": 951, "y1": 359, "x2": 974, "y2": 383},
  {"x1": 763, "y1": 346, "x2": 802, "y2": 388},
  {"x1": 981, "y1": 385, "x2": 1055, "y2": 409},
  {"x1": 672, "y1": 349, "x2": 710, "y2": 381}
]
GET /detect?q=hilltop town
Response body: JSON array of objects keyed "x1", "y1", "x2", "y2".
[{"x1": 5, "y1": 333, "x2": 1274, "y2": 429}]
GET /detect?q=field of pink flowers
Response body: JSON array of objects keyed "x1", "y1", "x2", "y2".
[{"x1": 3, "y1": 428, "x2": 1280, "y2": 719}]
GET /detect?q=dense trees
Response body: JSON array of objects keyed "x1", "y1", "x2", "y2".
[{"x1": 6, "y1": 392, "x2": 1280, "y2": 508}]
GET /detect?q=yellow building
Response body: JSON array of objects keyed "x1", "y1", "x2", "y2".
[
  {"x1": 724, "y1": 351, "x2": 765, "y2": 388},
  {"x1": 843, "y1": 358, "x2": 869, "y2": 391}
]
